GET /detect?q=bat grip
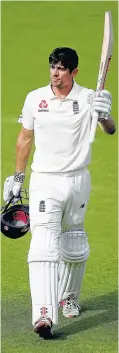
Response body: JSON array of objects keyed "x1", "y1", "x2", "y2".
[{"x1": 89, "y1": 111, "x2": 99, "y2": 143}]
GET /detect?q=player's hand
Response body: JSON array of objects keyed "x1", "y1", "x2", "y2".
[
  {"x1": 3, "y1": 173, "x2": 25, "y2": 202},
  {"x1": 92, "y1": 90, "x2": 112, "y2": 118}
]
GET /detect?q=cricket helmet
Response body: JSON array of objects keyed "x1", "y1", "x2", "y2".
[{"x1": 0, "y1": 189, "x2": 30, "y2": 239}]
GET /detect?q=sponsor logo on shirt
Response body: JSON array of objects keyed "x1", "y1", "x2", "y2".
[
  {"x1": 38, "y1": 100, "x2": 49, "y2": 112},
  {"x1": 73, "y1": 100, "x2": 79, "y2": 114}
]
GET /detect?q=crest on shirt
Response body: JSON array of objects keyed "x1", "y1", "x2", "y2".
[
  {"x1": 38, "y1": 100, "x2": 49, "y2": 112},
  {"x1": 73, "y1": 100, "x2": 79, "y2": 114}
]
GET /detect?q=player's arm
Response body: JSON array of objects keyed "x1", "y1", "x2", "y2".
[
  {"x1": 3, "y1": 127, "x2": 34, "y2": 202},
  {"x1": 15, "y1": 91, "x2": 34, "y2": 172},
  {"x1": 15, "y1": 126, "x2": 34, "y2": 172},
  {"x1": 3, "y1": 92, "x2": 34, "y2": 202}
]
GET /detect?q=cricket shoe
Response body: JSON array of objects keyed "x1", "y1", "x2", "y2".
[
  {"x1": 60, "y1": 296, "x2": 81, "y2": 318},
  {"x1": 34, "y1": 316, "x2": 53, "y2": 339}
]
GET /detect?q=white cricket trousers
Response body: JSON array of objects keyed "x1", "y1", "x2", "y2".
[
  {"x1": 28, "y1": 169, "x2": 91, "y2": 325},
  {"x1": 29, "y1": 169, "x2": 91, "y2": 233}
]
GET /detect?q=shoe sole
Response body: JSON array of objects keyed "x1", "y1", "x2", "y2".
[
  {"x1": 34, "y1": 319, "x2": 53, "y2": 339},
  {"x1": 38, "y1": 325, "x2": 53, "y2": 339},
  {"x1": 64, "y1": 314, "x2": 79, "y2": 318},
  {"x1": 63, "y1": 310, "x2": 81, "y2": 318}
]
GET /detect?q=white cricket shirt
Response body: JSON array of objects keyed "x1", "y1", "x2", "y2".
[{"x1": 20, "y1": 81, "x2": 94, "y2": 173}]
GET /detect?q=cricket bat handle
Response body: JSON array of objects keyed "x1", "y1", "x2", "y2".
[{"x1": 89, "y1": 111, "x2": 99, "y2": 143}]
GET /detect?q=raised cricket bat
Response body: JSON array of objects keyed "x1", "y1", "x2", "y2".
[{"x1": 89, "y1": 11, "x2": 113, "y2": 143}]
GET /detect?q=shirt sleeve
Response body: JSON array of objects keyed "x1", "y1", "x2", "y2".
[{"x1": 18, "y1": 92, "x2": 34, "y2": 130}]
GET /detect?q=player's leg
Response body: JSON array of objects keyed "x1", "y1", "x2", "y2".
[
  {"x1": 58, "y1": 170, "x2": 91, "y2": 317},
  {"x1": 58, "y1": 261, "x2": 83, "y2": 316},
  {"x1": 58, "y1": 229, "x2": 89, "y2": 317},
  {"x1": 28, "y1": 227, "x2": 59, "y2": 338},
  {"x1": 28, "y1": 172, "x2": 63, "y2": 338}
]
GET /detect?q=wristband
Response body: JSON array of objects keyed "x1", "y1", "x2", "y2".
[{"x1": 13, "y1": 172, "x2": 25, "y2": 183}]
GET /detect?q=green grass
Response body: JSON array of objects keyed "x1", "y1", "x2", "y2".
[{"x1": 1, "y1": 1, "x2": 118, "y2": 353}]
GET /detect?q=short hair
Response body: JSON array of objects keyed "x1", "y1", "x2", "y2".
[{"x1": 49, "y1": 47, "x2": 78, "y2": 73}]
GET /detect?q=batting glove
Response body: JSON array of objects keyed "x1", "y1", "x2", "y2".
[
  {"x1": 3, "y1": 172, "x2": 25, "y2": 202},
  {"x1": 91, "y1": 90, "x2": 112, "y2": 119}
]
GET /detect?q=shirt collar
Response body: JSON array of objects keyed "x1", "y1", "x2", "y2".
[{"x1": 47, "y1": 81, "x2": 79, "y2": 100}]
